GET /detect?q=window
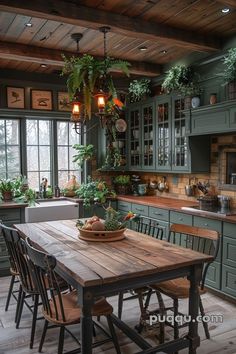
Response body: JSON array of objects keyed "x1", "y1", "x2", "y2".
[
  {"x1": 26, "y1": 119, "x2": 52, "y2": 190},
  {"x1": 0, "y1": 119, "x2": 20, "y2": 179},
  {"x1": 57, "y1": 121, "x2": 81, "y2": 188}
]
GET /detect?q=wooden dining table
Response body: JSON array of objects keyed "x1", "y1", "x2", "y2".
[{"x1": 14, "y1": 219, "x2": 213, "y2": 354}]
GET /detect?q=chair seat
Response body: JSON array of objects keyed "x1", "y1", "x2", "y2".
[
  {"x1": 44, "y1": 290, "x2": 113, "y2": 325},
  {"x1": 151, "y1": 278, "x2": 206, "y2": 299}
]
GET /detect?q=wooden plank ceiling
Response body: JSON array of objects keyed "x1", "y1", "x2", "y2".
[{"x1": 0, "y1": 0, "x2": 235, "y2": 78}]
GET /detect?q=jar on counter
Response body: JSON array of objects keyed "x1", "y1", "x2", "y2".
[{"x1": 210, "y1": 93, "x2": 217, "y2": 105}]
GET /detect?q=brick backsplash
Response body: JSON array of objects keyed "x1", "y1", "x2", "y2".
[{"x1": 92, "y1": 134, "x2": 236, "y2": 208}]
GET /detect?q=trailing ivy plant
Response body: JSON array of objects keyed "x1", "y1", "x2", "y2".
[
  {"x1": 128, "y1": 78, "x2": 151, "y2": 102},
  {"x1": 162, "y1": 64, "x2": 201, "y2": 97},
  {"x1": 222, "y1": 47, "x2": 236, "y2": 85},
  {"x1": 62, "y1": 54, "x2": 130, "y2": 119}
]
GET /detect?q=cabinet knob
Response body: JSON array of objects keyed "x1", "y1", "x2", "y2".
[
  {"x1": 154, "y1": 212, "x2": 162, "y2": 216},
  {"x1": 179, "y1": 218, "x2": 183, "y2": 221},
  {"x1": 204, "y1": 223, "x2": 209, "y2": 227}
]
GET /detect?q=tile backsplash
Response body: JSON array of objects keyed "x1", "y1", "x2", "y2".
[{"x1": 92, "y1": 133, "x2": 236, "y2": 208}]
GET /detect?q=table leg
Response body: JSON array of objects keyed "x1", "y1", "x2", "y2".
[
  {"x1": 79, "y1": 288, "x2": 94, "y2": 354},
  {"x1": 188, "y1": 264, "x2": 202, "y2": 354}
]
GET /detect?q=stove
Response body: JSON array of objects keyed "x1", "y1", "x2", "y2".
[{"x1": 181, "y1": 205, "x2": 236, "y2": 216}]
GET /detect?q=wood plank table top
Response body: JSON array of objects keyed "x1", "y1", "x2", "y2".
[{"x1": 14, "y1": 219, "x2": 213, "y2": 288}]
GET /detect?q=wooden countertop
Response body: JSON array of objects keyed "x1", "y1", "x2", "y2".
[
  {"x1": 0, "y1": 201, "x2": 27, "y2": 209},
  {"x1": 117, "y1": 195, "x2": 236, "y2": 224}
]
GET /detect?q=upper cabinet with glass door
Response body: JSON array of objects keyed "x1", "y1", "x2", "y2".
[
  {"x1": 128, "y1": 101, "x2": 155, "y2": 171},
  {"x1": 171, "y1": 96, "x2": 189, "y2": 172},
  {"x1": 128, "y1": 104, "x2": 141, "y2": 170},
  {"x1": 156, "y1": 96, "x2": 171, "y2": 171}
]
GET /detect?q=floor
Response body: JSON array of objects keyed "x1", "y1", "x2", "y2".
[{"x1": 0, "y1": 276, "x2": 236, "y2": 354}]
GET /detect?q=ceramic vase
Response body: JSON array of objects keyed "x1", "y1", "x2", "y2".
[{"x1": 191, "y1": 96, "x2": 200, "y2": 108}]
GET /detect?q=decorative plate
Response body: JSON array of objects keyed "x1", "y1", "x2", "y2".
[
  {"x1": 78, "y1": 228, "x2": 126, "y2": 242},
  {"x1": 115, "y1": 119, "x2": 127, "y2": 132}
]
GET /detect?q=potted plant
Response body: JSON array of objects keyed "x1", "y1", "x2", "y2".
[
  {"x1": 75, "y1": 176, "x2": 116, "y2": 207},
  {"x1": 113, "y1": 175, "x2": 131, "y2": 195},
  {"x1": 72, "y1": 144, "x2": 95, "y2": 168},
  {"x1": 222, "y1": 47, "x2": 236, "y2": 100},
  {"x1": 128, "y1": 78, "x2": 151, "y2": 103},
  {"x1": 62, "y1": 54, "x2": 130, "y2": 119},
  {"x1": 162, "y1": 64, "x2": 201, "y2": 108},
  {"x1": 0, "y1": 176, "x2": 26, "y2": 201}
]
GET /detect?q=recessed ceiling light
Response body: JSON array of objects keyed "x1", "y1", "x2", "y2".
[
  {"x1": 221, "y1": 8, "x2": 230, "y2": 13},
  {"x1": 40, "y1": 64, "x2": 47, "y2": 68},
  {"x1": 25, "y1": 22, "x2": 33, "y2": 27},
  {"x1": 139, "y1": 46, "x2": 148, "y2": 51},
  {"x1": 160, "y1": 50, "x2": 167, "y2": 54}
]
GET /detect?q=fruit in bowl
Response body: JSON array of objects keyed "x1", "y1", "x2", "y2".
[{"x1": 76, "y1": 206, "x2": 138, "y2": 241}]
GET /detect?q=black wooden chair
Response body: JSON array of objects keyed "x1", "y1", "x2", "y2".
[
  {"x1": 0, "y1": 224, "x2": 45, "y2": 348},
  {"x1": 149, "y1": 223, "x2": 220, "y2": 343},
  {"x1": 24, "y1": 236, "x2": 121, "y2": 354},
  {"x1": 0, "y1": 223, "x2": 21, "y2": 320},
  {"x1": 117, "y1": 216, "x2": 164, "y2": 336}
]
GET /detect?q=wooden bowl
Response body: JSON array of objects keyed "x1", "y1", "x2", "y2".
[{"x1": 78, "y1": 228, "x2": 126, "y2": 242}]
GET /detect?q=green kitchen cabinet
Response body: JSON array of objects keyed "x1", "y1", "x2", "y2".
[
  {"x1": 0, "y1": 206, "x2": 26, "y2": 277},
  {"x1": 128, "y1": 100, "x2": 155, "y2": 171},
  {"x1": 155, "y1": 95, "x2": 210, "y2": 173},
  {"x1": 187, "y1": 100, "x2": 236, "y2": 135},
  {"x1": 156, "y1": 96, "x2": 171, "y2": 171},
  {"x1": 222, "y1": 222, "x2": 236, "y2": 298}
]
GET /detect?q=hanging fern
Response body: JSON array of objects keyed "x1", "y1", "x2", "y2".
[{"x1": 62, "y1": 54, "x2": 130, "y2": 119}]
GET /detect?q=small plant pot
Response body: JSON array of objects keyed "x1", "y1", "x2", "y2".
[
  {"x1": 114, "y1": 184, "x2": 131, "y2": 195},
  {"x1": 2, "y1": 191, "x2": 13, "y2": 201}
]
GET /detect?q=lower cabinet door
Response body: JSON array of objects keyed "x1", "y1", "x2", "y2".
[
  {"x1": 223, "y1": 236, "x2": 236, "y2": 268},
  {"x1": 222, "y1": 265, "x2": 236, "y2": 298},
  {"x1": 205, "y1": 261, "x2": 221, "y2": 290}
]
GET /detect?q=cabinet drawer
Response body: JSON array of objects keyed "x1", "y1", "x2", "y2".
[
  {"x1": 223, "y1": 222, "x2": 236, "y2": 238},
  {"x1": 117, "y1": 201, "x2": 132, "y2": 213},
  {"x1": 205, "y1": 261, "x2": 221, "y2": 290},
  {"x1": 131, "y1": 203, "x2": 149, "y2": 217},
  {"x1": 223, "y1": 236, "x2": 236, "y2": 268},
  {"x1": 193, "y1": 216, "x2": 221, "y2": 232},
  {"x1": 149, "y1": 207, "x2": 169, "y2": 221},
  {"x1": 0, "y1": 209, "x2": 21, "y2": 221},
  {"x1": 222, "y1": 265, "x2": 236, "y2": 298},
  {"x1": 170, "y1": 211, "x2": 192, "y2": 225}
]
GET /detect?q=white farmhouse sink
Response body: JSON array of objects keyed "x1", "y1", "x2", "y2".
[{"x1": 25, "y1": 199, "x2": 79, "y2": 223}]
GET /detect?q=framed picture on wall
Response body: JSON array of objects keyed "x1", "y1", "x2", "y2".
[
  {"x1": 7, "y1": 86, "x2": 25, "y2": 109},
  {"x1": 31, "y1": 90, "x2": 53, "y2": 110},
  {"x1": 57, "y1": 92, "x2": 71, "y2": 111}
]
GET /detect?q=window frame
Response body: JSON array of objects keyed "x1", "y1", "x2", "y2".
[{"x1": 0, "y1": 110, "x2": 82, "y2": 190}]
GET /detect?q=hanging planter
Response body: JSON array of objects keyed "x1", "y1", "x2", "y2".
[
  {"x1": 162, "y1": 64, "x2": 202, "y2": 108},
  {"x1": 222, "y1": 48, "x2": 236, "y2": 100}
]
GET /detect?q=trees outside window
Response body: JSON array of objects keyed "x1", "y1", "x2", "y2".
[
  {"x1": 0, "y1": 119, "x2": 20, "y2": 179},
  {"x1": 57, "y1": 121, "x2": 81, "y2": 188}
]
